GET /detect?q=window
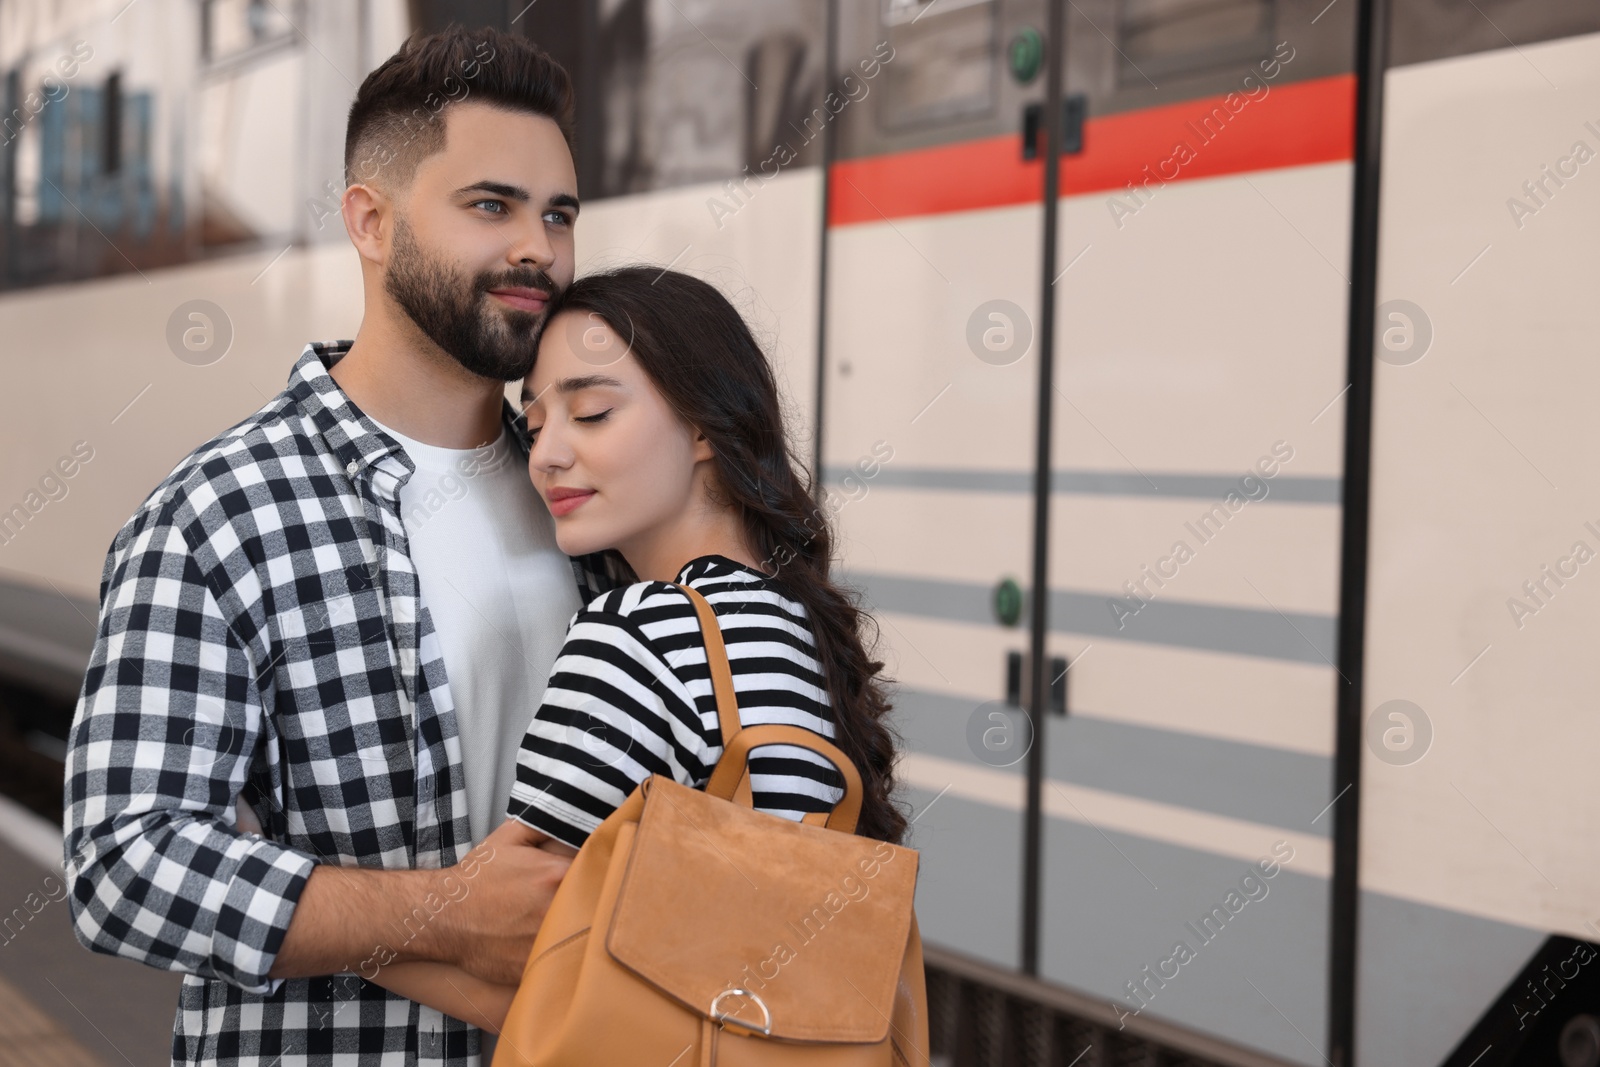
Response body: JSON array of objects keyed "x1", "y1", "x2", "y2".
[
  {"x1": 526, "y1": 0, "x2": 829, "y2": 200},
  {"x1": 202, "y1": 0, "x2": 299, "y2": 65},
  {"x1": 1117, "y1": 0, "x2": 1274, "y2": 87},
  {"x1": 876, "y1": 0, "x2": 997, "y2": 130}
]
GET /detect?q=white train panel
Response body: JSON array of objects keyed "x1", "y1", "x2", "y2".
[{"x1": 1363, "y1": 28, "x2": 1600, "y2": 939}]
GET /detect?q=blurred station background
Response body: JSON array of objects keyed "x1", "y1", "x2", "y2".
[{"x1": 0, "y1": 0, "x2": 1598, "y2": 1064}]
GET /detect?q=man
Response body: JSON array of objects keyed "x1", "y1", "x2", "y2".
[{"x1": 62, "y1": 26, "x2": 615, "y2": 1066}]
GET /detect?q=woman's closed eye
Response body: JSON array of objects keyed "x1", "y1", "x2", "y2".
[{"x1": 526, "y1": 410, "x2": 612, "y2": 443}]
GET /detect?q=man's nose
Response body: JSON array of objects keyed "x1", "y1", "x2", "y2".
[{"x1": 507, "y1": 220, "x2": 556, "y2": 273}]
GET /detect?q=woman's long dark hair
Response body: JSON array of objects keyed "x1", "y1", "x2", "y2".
[{"x1": 537, "y1": 266, "x2": 908, "y2": 845}]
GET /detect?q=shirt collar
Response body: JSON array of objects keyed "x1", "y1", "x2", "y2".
[
  {"x1": 676, "y1": 554, "x2": 772, "y2": 585},
  {"x1": 288, "y1": 341, "x2": 532, "y2": 481}
]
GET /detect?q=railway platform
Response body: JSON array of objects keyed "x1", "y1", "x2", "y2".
[{"x1": 0, "y1": 797, "x2": 182, "y2": 1067}]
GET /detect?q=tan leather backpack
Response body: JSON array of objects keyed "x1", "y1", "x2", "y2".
[{"x1": 493, "y1": 584, "x2": 930, "y2": 1067}]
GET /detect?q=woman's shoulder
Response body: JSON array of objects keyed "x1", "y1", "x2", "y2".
[
  {"x1": 570, "y1": 555, "x2": 810, "y2": 653},
  {"x1": 578, "y1": 555, "x2": 792, "y2": 617},
  {"x1": 575, "y1": 578, "x2": 698, "y2": 624},
  {"x1": 564, "y1": 580, "x2": 704, "y2": 668}
]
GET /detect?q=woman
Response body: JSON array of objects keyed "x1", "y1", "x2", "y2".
[{"x1": 368, "y1": 266, "x2": 906, "y2": 1037}]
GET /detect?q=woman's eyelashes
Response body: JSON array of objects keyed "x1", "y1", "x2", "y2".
[{"x1": 526, "y1": 409, "x2": 612, "y2": 443}]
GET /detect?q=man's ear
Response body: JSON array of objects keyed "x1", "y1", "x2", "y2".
[{"x1": 341, "y1": 183, "x2": 390, "y2": 267}]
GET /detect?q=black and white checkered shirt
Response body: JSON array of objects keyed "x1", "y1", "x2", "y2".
[{"x1": 62, "y1": 341, "x2": 622, "y2": 1066}]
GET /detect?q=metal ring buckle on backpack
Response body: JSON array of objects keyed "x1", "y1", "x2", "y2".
[{"x1": 710, "y1": 988, "x2": 771, "y2": 1036}]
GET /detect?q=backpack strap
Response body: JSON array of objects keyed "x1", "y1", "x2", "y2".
[
  {"x1": 706, "y1": 725, "x2": 862, "y2": 834},
  {"x1": 675, "y1": 583, "x2": 756, "y2": 809},
  {"x1": 675, "y1": 583, "x2": 862, "y2": 833},
  {"x1": 675, "y1": 584, "x2": 742, "y2": 748}
]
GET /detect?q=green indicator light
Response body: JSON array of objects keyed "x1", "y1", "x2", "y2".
[
  {"x1": 1008, "y1": 27, "x2": 1043, "y2": 85},
  {"x1": 994, "y1": 577, "x2": 1024, "y2": 628}
]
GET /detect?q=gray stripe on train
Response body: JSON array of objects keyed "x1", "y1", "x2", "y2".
[
  {"x1": 822, "y1": 465, "x2": 1342, "y2": 503},
  {"x1": 891, "y1": 685, "x2": 1333, "y2": 839},
  {"x1": 849, "y1": 571, "x2": 1338, "y2": 666}
]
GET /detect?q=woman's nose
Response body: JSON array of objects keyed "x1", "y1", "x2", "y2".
[{"x1": 528, "y1": 426, "x2": 573, "y2": 474}]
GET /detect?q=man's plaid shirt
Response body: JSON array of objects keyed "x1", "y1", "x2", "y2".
[{"x1": 63, "y1": 342, "x2": 620, "y2": 1066}]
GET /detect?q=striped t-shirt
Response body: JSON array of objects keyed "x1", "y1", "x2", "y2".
[{"x1": 506, "y1": 554, "x2": 849, "y2": 848}]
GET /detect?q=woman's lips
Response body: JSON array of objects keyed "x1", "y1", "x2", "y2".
[
  {"x1": 488, "y1": 287, "x2": 549, "y2": 312},
  {"x1": 546, "y1": 488, "x2": 595, "y2": 517}
]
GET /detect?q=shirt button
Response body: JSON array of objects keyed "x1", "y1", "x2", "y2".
[{"x1": 346, "y1": 460, "x2": 358, "y2": 476}]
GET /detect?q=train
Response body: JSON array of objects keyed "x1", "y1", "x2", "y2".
[{"x1": 1, "y1": 0, "x2": 1597, "y2": 1064}]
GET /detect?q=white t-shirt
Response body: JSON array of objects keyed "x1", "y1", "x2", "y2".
[{"x1": 367, "y1": 413, "x2": 582, "y2": 846}]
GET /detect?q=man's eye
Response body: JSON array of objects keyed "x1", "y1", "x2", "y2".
[
  {"x1": 472, "y1": 199, "x2": 507, "y2": 214},
  {"x1": 544, "y1": 210, "x2": 573, "y2": 227}
]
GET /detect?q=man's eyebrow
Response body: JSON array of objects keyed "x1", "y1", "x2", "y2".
[
  {"x1": 549, "y1": 192, "x2": 579, "y2": 216},
  {"x1": 519, "y1": 375, "x2": 622, "y2": 407},
  {"x1": 453, "y1": 180, "x2": 530, "y2": 201}
]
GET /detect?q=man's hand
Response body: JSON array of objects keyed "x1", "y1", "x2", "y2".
[
  {"x1": 436, "y1": 817, "x2": 575, "y2": 985},
  {"x1": 269, "y1": 817, "x2": 574, "y2": 984}
]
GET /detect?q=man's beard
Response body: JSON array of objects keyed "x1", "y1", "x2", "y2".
[{"x1": 383, "y1": 216, "x2": 561, "y2": 381}]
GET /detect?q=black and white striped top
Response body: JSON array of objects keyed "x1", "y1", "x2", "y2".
[{"x1": 506, "y1": 554, "x2": 849, "y2": 848}]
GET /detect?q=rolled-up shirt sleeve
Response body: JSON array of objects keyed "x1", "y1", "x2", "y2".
[{"x1": 62, "y1": 503, "x2": 315, "y2": 995}]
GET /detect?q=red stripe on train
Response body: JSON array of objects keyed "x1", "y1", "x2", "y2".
[{"x1": 827, "y1": 73, "x2": 1355, "y2": 227}]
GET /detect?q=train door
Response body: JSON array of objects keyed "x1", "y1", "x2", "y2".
[
  {"x1": 827, "y1": 1, "x2": 1358, "y2": 1063},
  {"x1": 1036, "y1": 2, "x2": 1358, "y2": 1062},
  {"x1": 1356, "y1": 8, "x2": 1600, "y2": 1066},
  {"x1": 823, "y1": 0, "x2": 1055, "y2": 973}
]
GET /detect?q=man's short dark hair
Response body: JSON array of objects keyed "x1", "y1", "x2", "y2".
[{"x1": 344, "y1": 25, "x2": 573, "y2": 189}]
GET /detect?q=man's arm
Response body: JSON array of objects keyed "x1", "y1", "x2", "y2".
[
  {"x1": 278, "y1": 831, "x2": 574, "y2": 1027},
  {"x1": 364, "y1": 963, "x2": 517, "y2": 1033},
  {"x1": 63, "y1": 507, "x2": 316, "y2": 993},
  {"x1": 268, "y1": 821, "x2": 574, "y2": 986}
]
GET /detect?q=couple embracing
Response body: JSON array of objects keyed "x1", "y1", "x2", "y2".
[{"x1": 63, "y1": 25, "x2": 914, "y2": 1067}]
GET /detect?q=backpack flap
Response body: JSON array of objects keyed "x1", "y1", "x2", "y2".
[{"x1": 604, "y1": 775, "x2": 919, "y2": 1044}]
